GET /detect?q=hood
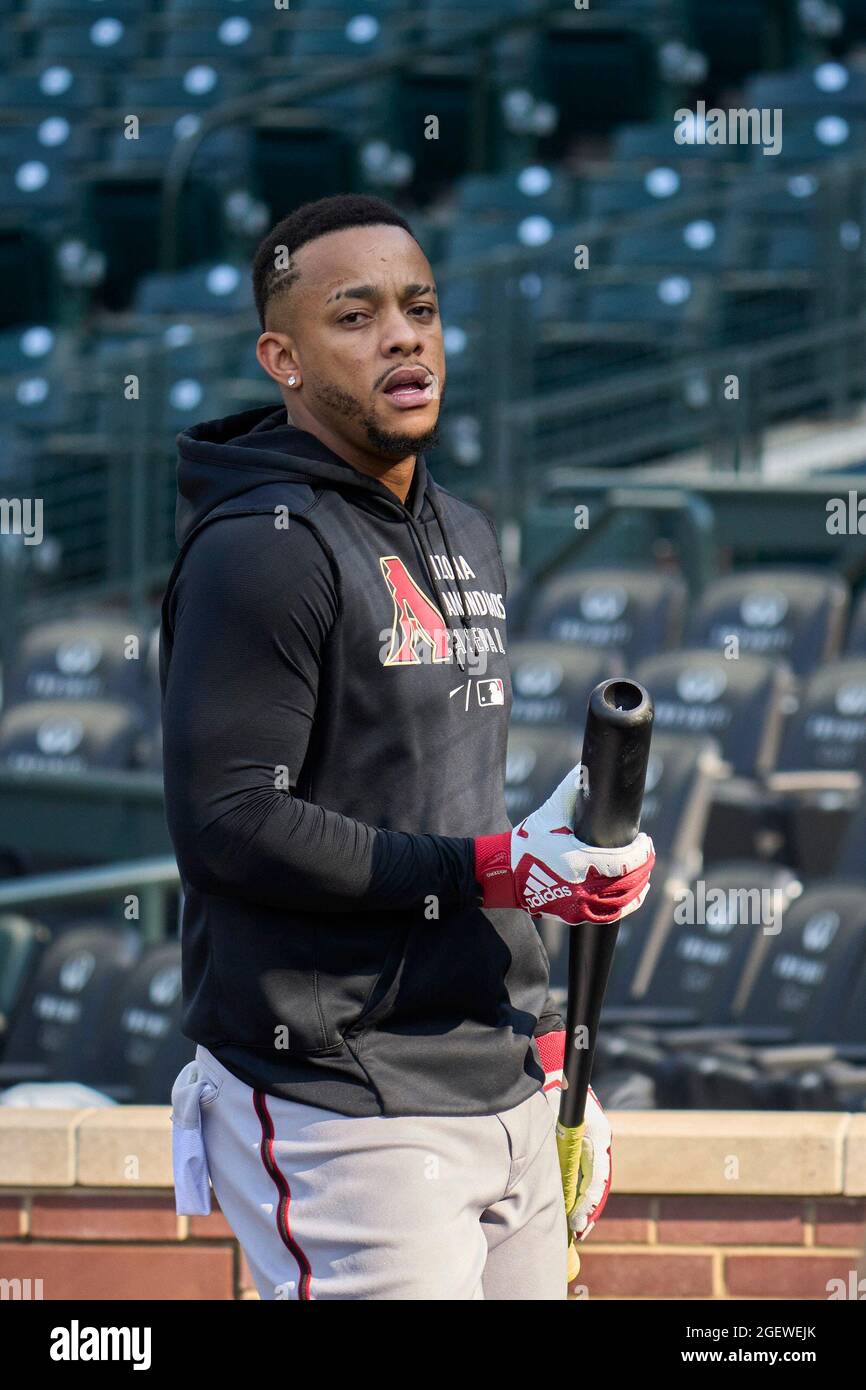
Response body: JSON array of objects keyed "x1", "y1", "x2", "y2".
[{"x1": 175, "y1": 403, "x2": 474, "y2": 668}]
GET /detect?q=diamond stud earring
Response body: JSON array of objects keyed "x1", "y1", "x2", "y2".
[{"x1": 287, "y1": 375, "x2": 297, "y2": 386}]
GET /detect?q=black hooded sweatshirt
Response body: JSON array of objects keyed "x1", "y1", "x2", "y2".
[{"x1": 160, "y1": 403, "x2": 563, "y2": 1117}]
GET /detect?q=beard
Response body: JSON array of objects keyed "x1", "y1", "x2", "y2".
[
  {"x1": 365, "y1": 414, "x2": 441, "y2": 458},
  {"x1": 309, "y1": 377, "x2": 443, "y2": 459}
]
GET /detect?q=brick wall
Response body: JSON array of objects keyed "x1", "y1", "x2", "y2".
[{"x1": 1, "y1": 1107, "x2": 865, "y2": 1300}]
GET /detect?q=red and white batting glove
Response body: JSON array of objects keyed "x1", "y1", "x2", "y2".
[
  {"x1": 474, "y1": 765, "x2": 655, "y2": 925},
  {"x1": 536, "y1": 1031, "x2": 613, "y2": 1243}
]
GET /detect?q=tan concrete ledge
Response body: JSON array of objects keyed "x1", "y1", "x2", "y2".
[
  {"x1": 0, "y1": 1107, "x2": 861, "y2": 1196},
  {"x1": 77, "y1": 1107, "x2": 174, "y2": 1189},
  {"x1": 845, "y1": 1115, "x2": 866, "y2": 1197},
  {"x1": 611, "y1": 1111, "x2": 849, "y2": 1196},
  {"x1": 0, "y1": 1108, "x2": 95, "y2": 1187}
]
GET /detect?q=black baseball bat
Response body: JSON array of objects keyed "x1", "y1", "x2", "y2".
[{"x1": 558, "y1": 678, "x2": 654, "y2": 1131}]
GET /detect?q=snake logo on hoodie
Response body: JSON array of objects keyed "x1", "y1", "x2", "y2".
[{"x1": 379, "y1": 555, "x2": 451, "y2": 665}]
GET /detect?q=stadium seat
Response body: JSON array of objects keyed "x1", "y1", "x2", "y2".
[
  {"x1": 0, "y1": 913, "x2": 51, "y2": 1047},
  {"x1": 282, "y1": 13, "x2": 403, "y2": 63},
  {"x1": 613, "y1": 120, "x2": 742, "y2": 166},
  {"x1": 159, "y1": 376, "x2": 232, "y2": 433},
  {"x1": 607, "y1": 862, "x2": 802, "y2": 1028},
  {"x1": 595, "y1": 875, "x2": 866, "y2": 1108},
  {"x1": 92, "y1": 320, "x2": 231, "y2": 380},
  {"x1": 0, "y1": 699, "x2": 146, "y2": 774},
  {"x1": 104, "y1": 123, "x2": 251, "y2": 178},
  {"x1": 0, "y1": 158, "x2": 73, "y2": 214},
  {"x1": 120, "y1": 66, "x2": 251, "y2": 111},
  {"x1": 761, "y1": 114, "x2": 866, "y2": 165},
  {"x1": 704, "y1": 874, "x2": 865, "y2": 1041},
  {"x1": 437, "y1": 218, "x2": 565, "y2": 326},
  {"x1": 534, "y1": 274, "x2": 717, "y2": 388},
  {"x1": 0, "y1": 67, "x2": 106, "y2": 111},
  {"x1": 0, "y1": 323, "x2": 64, "y2": 375},
  {"x1": 0, "y1": 924, "x2": 141, "y2": 1086},
  {"x1": 746, "y1": 61, "x2": 866, "y2": 116},
  {"x1": 445, "y1": 216, "x2": 564, "y2": 263},
  {"x1": 159, "y1": 18, "x2": 273, "y2": 65},
  {"x1": 636, "y1": 649, "x2": 795, "y2": 779},
  {"x1": 727, "y1": 945, "x2": 866, "y2": 1111},
  {"x1": 133, "y1": 262, "x2": 254, "y2": 318},
  {"x1": 672, "y1": 880, "x2": 866, "y2": 1107},
  {"x1": 5, "y1": 616, "x2": 150, "y2": 710},
  {"x1": 725, "y1": 169, "x2": 829, "y2": 230},
  {"x1": 91, "y1": 942, "x2": 193, "y2": 1104},
  {"x1": 634, "y1": 734, "x2": 723, "y2": 872},
  {"x1": 608, "y1": 216, "x2": 736, "y2": 273},
  {"x1": 34, "y1": 17, "x2": 149, "y2": 69},
  {"x1": 507, "y1": 641, "x2": 622, "y2": 729},
  {"x1": 777, "y1": 657, "x2": 866, "y2": 775},
  {"x1": 522, "y1": 566, "x2": 688, "y2": 665},
  {"x1": 582, "y1": 166, "x2": 713, "y2": 219},
  {"x1": 687, "y1": 567, "x2": 850, "y2": 675},
  {"x1": 503, "y1": 724, "x2": 581, "y2": 826},
  {"x1": 457, "y1": 166, "x2": 577, "y2": 220},
  {"x1": 1, "y1": 369, "x2": 82, "y2": 433},
  {"x1": 722, "y1": 180, "x2": 827, "y2": 277},
  {"x1": 0, "y1": 120, "x2": 100, "y2": 171},
  {"x1": 770, "y1": 656, "x2": 866, "y2": 872}
]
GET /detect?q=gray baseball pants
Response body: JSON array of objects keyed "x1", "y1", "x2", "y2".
[{"x1": 176, "y1": 1043, "x2": 568, "y2": 1300}]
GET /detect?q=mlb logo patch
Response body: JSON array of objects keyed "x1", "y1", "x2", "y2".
[{"x1": 477, "y1": 679, "x2": 504, "y2": 707}]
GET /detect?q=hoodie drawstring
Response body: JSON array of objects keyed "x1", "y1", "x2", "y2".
[
  {"x1": 408, "y1": 512, "x2": 466, "y2": 674},
  {"x1": 427, "y1": 489, "x2": 476, "y2": 662}
]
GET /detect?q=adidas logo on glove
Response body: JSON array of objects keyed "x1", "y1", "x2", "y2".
[{"x1": 524, "y1": 866, "x2": 571, "y2": 909}]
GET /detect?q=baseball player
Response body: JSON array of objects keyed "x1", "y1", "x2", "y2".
[{"x1": 163, "y1": 194, "x2": 655, "y2": 1300}]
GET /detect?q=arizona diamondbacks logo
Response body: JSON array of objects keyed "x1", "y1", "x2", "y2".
[{"x1": 380, "y1": 555, "x2": 450, "y2": 664}]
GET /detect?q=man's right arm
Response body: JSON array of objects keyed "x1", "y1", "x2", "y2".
[{"x1": 160, "y1": 513, "x2": 482, "y2": 917}]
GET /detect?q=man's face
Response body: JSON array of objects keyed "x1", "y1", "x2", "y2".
[{"x1": 263, "y1": 223, "x2": 445, "y2": 461}]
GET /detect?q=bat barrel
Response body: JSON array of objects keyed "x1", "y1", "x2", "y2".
[{"x1": 573, "y1": 679, "x2": 653, "y2": 849}]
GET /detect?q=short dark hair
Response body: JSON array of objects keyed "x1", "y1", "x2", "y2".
[{"x1": 251, "y1": 194, "x2": 418, "y2": 331}]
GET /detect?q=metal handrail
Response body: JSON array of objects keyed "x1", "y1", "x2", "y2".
[
  {"x1": 0, "y1": 767, "x2": 164, "y2": 800},
  {"x1": 506, "y1": 312, "x2": 866, "y2": 426},
  {"x1": 0, "y1": 855, "x2": 180, "y2": 944}
]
